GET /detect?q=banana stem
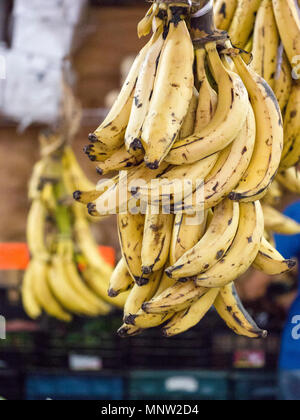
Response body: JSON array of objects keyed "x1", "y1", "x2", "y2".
[
  {"x1": 190, "y1": 0, "x2": 218, "y2": 40},
  {"x1": 54, "y1": 182, "x2": 73, "y2": 238}
]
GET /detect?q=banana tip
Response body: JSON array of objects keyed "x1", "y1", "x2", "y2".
[
  {"x1": 88, "y1": 133, "x2": 98, "y2": 143},
  {"x1": 108, "y1": 288, "x2": 119, "y2": 298},
  {"x1": 124, "y1": 314, "x2": 137, "y2": 326},
  {"x1": 146, "y1": 160, "x2": 159, "y2": 170},
  {"x1": 135, "y1": 276, "x2": 150, "y2": 286},
  {"x1": 73, "y1": 191, "x2": 82, "y2": 201},
  {"x1": 96, "y1": 167, "x2": 104, "y2": 176}
]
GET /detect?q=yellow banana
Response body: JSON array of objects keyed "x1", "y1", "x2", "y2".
[
  {"x1": 31, "y1": 259, "x2": 72, "y2": 322},
  {"x1": 126, "y1": 25, "x2": 165, "y2": 152},
  {"x1": 274, "y1": 48, "x2": 293, "y2": 113},
  {"x1": 108, "y1": 258, "x2": 134, "y2": 297},
  {"x1": 273, "y1": 0, "x2": 300, "y2": 66},
  {"x1": 215, "y1": 282, "x2": 268, "y2": 338},
  {"x1": 143, "y1": 16, "x2": 194, "y2": 169},
  {"x1": 194, "y1": 201, "x2": 264, "y2": 288},
  {"x1": 277, "y1": 166, "x2": 300, "y2": 194},
  {"x1": 251, "y1": 0, "x2": 279, "y2": 89},
  {"x1": 27, "y1": 199, "x2": 49, "y2": 260},
  {"x1": 263, "y1": 204, "x2": 300, "y2": 234},
  {"x1": 166, "y1": 42, "x2": 249, "y2": 165},
  {"x1": 141, "y1": 208, "x2": 174, "y2": 274},
  {"x1": 90, "y1": 34, "x2": 154, "y2": 152},
  {"x1": 163, "y1": 288, "x2": 219, "y2": 337},
  {"x1": 22, "y1": 261, "x2": 42, "y2": 320},
  {"x1": 253, "y1": 237, "x2": 296, "y2": 275},
  {"x1": 169, "y1": 212, "x2": 208, "y2": 266},
  {"x1": 142, "y1": 280, "x2": 207, "y2": 315},
  {"x1": 229, "y1": 53, "x2": 283, "y2": 202},
  {"x1": 280, "y1": 82, "x2": 300, "y2": 170},
  {"x1": 166, "y1": 199, "x2": 240, "y2": 279},
  {"x1": 214, "y1": 0, "x2": 238, "y2": 30},
  {"x1": 124, "y1": 269, "x2": 163, "y2": 319},
  {"x1": 96, "y1": 146, "x2": 143, "y2": 176},
  {"x1": 228, "y1": 0, "x2": 262, "y2": 48},
  {"x1": 117, "y1": 212, "x2": 147, "y2": 283}
]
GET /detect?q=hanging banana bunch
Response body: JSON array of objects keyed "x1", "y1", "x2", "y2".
[
  {"x1": 22, "y1": 129, "x2": 129, "y2": 323},
  {"x1": 75, "y1": 0, "x2": 297, "y2": 338},
  {"x1": 214, "y1": 0, "x2": 300, "y2": 195}
]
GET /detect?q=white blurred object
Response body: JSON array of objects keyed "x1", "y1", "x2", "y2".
[
  {"x1": 12, "y1": 16, "x2": 76, "y2": 60},
  {"x1": 3, "y1": 50, "x2": 63, "y2": 127},
  {"x1": 13, "y1": 0, "x2": 87, "y2": 25}
]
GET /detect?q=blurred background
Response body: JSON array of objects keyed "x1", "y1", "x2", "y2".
[{"x1": 0, "y1": 0, "x2": 298, "y2": 401}]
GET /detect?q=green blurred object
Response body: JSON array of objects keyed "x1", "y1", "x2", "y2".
[{"x1": 128, "y1": 370, "x2": 229, "y2": 401}]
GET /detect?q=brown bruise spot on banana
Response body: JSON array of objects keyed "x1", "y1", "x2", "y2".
[
  {"x1": 219, "y1": 2, "x2": 227, "y2": 19},
  {"x1": 259, "y1": 79, "x2": 283, "y2": 126},
  {"x1": 216, "y1": 250, "x2": 225, "y2": 260}
]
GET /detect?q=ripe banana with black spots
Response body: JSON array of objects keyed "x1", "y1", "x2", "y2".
[
  {"x1": 167, "y1": 199, "x2": 239, "y2": 279},
  {"x1": 229, "y1": 53, "x2": 283, "y2": 202},
  {"x1": 108, "y1": 258, "x2": 134, "y2": 297},
  {"x1": 273, "y1": 0, "x2": 300, "y2": 67},
  {"x1": 162, "y1": 288, "x2": 219, "y2": 337},
  {"x1": 143, "y1": 12, "x2": 194, "y2": 169},
  {"x1": 166, "y1": 42, "x2": 249, "y2": 165},
  {"x1": 141, "y1": 209, "x2": 174, "y2": 274},
  {"x1": 251, "y1": 0, "x2": 279, "y2": 89},
  {"x1": 263, "y1": 204, "x2": 300, "y2": 234},
  {"x1": 214, "y1": 0, "x2": 237, "y2": 30},
  {"x1": 214, "y1": 282, "x2": 268, "y2": 338},
  {"x1": 193, "y1": 201, "x2": 264, "y2": 288},
  {"x1": 253, "y1": 237, "x2": 296, "y2": 275}
]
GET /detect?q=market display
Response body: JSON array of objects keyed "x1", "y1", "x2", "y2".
[{"x1": 72, "y1": 0, "x2": 300, "y2": 338}]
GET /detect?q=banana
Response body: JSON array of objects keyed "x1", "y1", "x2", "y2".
[
  {"x1": 117, "y1": 212, "x2": 147, "y2": 284},
  {"x1": 142, "y1": 280, "x2": 207, "y2": 315},
  {"x1": 73, "y1": 205, "x2": 113, "y2": 278},
  {"x1": 84, "y1": 143, "x2": 114, "y2": 163},
  {"x1": 169, "y1": 212, "x2": 208, "y2": 266},
  {"x1": 166, "y1": 43, "x2": 249, "y2": 165},
  {"x1": 96, "y1": 147, "x2": 144, "y2": 176},
  {"x1": 214, "y1": 282, "x2": 268, "y2": 338},
  {"x1": 272, "y1": 0, "x2": 300, "y2": 66},
  {"x1": 179, "y1": 88, "x2": 199, "y2": 139},
  {"x1": 274, "y1": 48, "x2": 293, "y2": 113},
  {"x1": 28, "y1": 160, "x2": 47, "y2": 200},
  {"x1": 214, "y1": 0, "x2": 238, "y2": 30},
  {"x1": 118, "y1": 324, "x2": 143, "y2": 337},
  {"x1": 90, "y1": 34, "x2": 154, "y2": 152},
  {"x1": 49, "y1": 255, "x2": 101, "y2": 317},
  {"x1": 280, "y1": 82, "x2": 300, "y2": 170},
  {"x1": 277, "y1": 166, "x2": 300, "y2": 194},
  {"x1": 125, "y1": 25, "x2": 165, "y2": 152},
  {"x1": 194, "y1": 201, "x2": 264, "y2": 288},
  {"x1": 194, "y1": 48, "x2": 218, "y2": 131},
  {"x1": 124, "y1": 269, "x2": 163, "y2": 319},
  {"x1": 73, "y1": 189, "x2": 103, "y2": 205},
  {"x1": 27, "y1": 199, "x2": 49, "y2": 260},
  {"x1": 64, "y1": 146, "x2": 95, "y2": 191},
  {"x1": 166, "y1": 199, "x2": 240, "y2": 279},
  {"x1": 263, "y1": 204, "x2": 300, "y2": 234},
  {"x1": 31, "y1": 259, "x2": 72, "y2": 322},
  {"x1": 141, "y1": 208, "x2": 174, "y2": 274},
  {"x1": 108, "y1": 258, "x2": 134, "y2": 297},
  {"x1": 173, "y1": 105, "x2": 256, "y2": 212},
  {"x1": 251, "y1": 0, "x2": 279, "y2": 89},
  {"x1": 139, "y1": 154, "x2": 219, "y2": 207},
  {"x1": 162, "y1": 288, "x2": 219, "y2": 337},
  {"x1": 137, "y1": 3, "x2": 158, "y2": 38},
  {"x1": 263, "y1": 179, "x2": 282, "y2": 206},
  {"x1": 22, "y1": 261, "x2": 42, "y2": 320},
  {"x1": 143, "y1": 16, "x2": 194, "y2": 169},
  {"x1": 228, "y1": 0, "x2": 262, "y2": 48},
  {"x1": 64, "y1": 254, "x2": 111, "y2": 315},
  {"x1": 125, "y1": 270, "x2": 174, "y2": 328},
  {"x1": 253, "y1": 237, "x2": 296, "y2": 275},
  {"x1": 82, "y1": 266, "x2": 128, "y2": 309},
  {"x1": 95, "y1": 162, "x2": 170, "y2": 215},
  {"x1": 229, "y1": 53, "x2": 283, "y2": 202}
]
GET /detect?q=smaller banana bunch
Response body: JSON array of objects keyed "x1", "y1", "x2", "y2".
[
  {"x1": 214, "y1": 0, "x2": 300, "y2": 172},
  {"x1": 22, "y1": 132, "x2": 126, "y2": 322}
]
